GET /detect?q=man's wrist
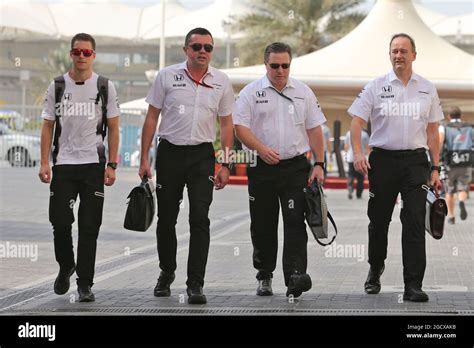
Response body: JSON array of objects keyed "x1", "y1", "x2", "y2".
[
  {"x1": 107, "y1": 162, "x2": 118, "y2": 170},
  {"x1": 430, "y1": 165, "x2": 441, "y2": 173},
  {"x1": 221, "y1": 162, "x2": 234, "y2": 170},
  {"x1": 314, "y1": 162, "x2": 325, "y2": 170}
]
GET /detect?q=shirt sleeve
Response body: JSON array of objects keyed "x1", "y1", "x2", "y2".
[
  {"x1": 233, "y1": 88, "x2": 252, "y2": 128},
  {"x1": 304, "y1": 87, "x2": 326, "y2": 129},
  {"x1": 428, "y1": 88, "x2": 444, "y2": 123},
  {"x1": 145, "y1": 70, "x2": 166, "y2": 109},
  {"x1": 40, "y1": 81, "x2": 55, "y2": 121},
  {"x1": 348, "y1": 82, "x2": 374, "y2": 122},
  {"x1": 106, "y1": 80, "x2": 120, "y2": 119},
  {"x1": 218, "y1": 75, "x2": 235, "y2": 117}
]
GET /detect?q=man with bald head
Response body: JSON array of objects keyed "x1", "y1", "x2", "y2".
[{"x1": 348, "y1": 33, "x2": 444, "y2": 302}]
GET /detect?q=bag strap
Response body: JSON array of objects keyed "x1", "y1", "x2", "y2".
[
  {"x1": 52, "y1": 75, "x2": 65, "y2": 165},
  {"x1": 314, "y1": 211, "x2": 338, "y2": 246},
  {"x1": 95, "y1": 75, "x2": 109, "y2": 140}
]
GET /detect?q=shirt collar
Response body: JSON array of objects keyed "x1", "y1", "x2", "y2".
[
  {"x1": 180, "y1": 61, "x2": 214, "y2": 78},
  {"x1": 388, "y1": 69, "x2": 419, "y2": 84},
  {"x1": 261, "y1": 75, "x2": 295, "y2": 91}
]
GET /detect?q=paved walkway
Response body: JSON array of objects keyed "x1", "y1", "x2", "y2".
[{"x1": 1, "y1": 167, "x2": 473, "y2": 316}]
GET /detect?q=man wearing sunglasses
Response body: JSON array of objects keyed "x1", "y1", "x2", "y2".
[
  {"x1": 234, "y1": 42, "x2": 326, "y2": 298},
  {"x1": 139, "y1": 27, "x2": 234, "y2": 304},
  {"x1": 39, "y1": 33, "x2": 120, "y2": 303}
]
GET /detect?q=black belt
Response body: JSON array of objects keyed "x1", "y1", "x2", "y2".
[
  {"x1": 160, "y1": 138, "x2": 211, "y2": 148},
  {"x1": 278, "y1": 154, "x2": 307, "y2": 163},
  {"x1": 372, "y1": 147, "x2": 426, "y2": 156}
]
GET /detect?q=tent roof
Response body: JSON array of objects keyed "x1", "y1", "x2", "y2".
[
  {"x1": 225, "y1": 0, "x2": 474, "y2": 93},
  {"x1": 0, "y1": 0, "x2": 243, "y2": 40}
]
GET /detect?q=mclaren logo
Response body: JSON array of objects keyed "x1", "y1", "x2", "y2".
[
  {"x1": 174, "y1": 74, "x2": 184, "y2": 81},
  {"x1": 256, "y1": 91, "x2": 266, "y2": 98},
  {"x1": 382, "y1": 85, "x2": 392, "y2": 93}
]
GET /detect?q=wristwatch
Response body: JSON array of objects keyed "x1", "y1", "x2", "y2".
[
  {"x1": 221, "y1": 163, "x2": 234, "y2": 170},
  {"x1": 314, "y1": 162, "x2": 325, "y2": 170},
  {"x1": 107, "y1": 162, "x2": 118, "y2": 170},
  {"x1": 430, "y1": 165, "x2": 441, "y2": 173}
]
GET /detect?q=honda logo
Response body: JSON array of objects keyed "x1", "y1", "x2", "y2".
[
  {"x1": 64, "y1": 93, "x2": 72, "y2": 101},
  {"x1": 382, "y1": 85, "x2": 392, "y2": 93},
  {"x1": 174, "y1": 74, "x2": 184, "y2": 81},
  {"x1": 256, "y1": 91, "x2": 266, "y2": 98}
]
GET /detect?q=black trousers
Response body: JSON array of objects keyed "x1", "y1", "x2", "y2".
[
  {"x1": 367, "y1": 148, "x2": 430, "y2": 288},
  {"x1": 348, "y1": 162, "x2": 365, "y2": 197},
  {"x1": 49, "y1": 164, "x2": 104, "y2": 287},
  {"x1": 247, "y1": 155, "x2": 310, "y2": 286},
  {"x1": 155, "y1": 139, "x2": 214, "y2": 287}
]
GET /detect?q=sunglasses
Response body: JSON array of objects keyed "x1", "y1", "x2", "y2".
[
  {"x1": 268, "y1": 63, "x2": 290, "y2": 69},
  {"x1": 188, "y1": 43, "x2": 214, "y2": 53},
  {"x1": 71, "y1": 48, "x2": 95, "y2": 57}
]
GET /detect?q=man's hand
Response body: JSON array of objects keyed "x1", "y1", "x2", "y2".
[
  {"x1": 258, "y1": 146, "x2": 280, "y2": 165},
  {"x1": 214, "y1": 166, "x2": 230, "y2": 190},
  {"x1": 139, "y1": 159, "x2": 153, "y2": 180},
  {"x1": 430, "y1": 170, "x2": 442, "y2": 194},
  {"x1": 104, "y1": 166, "x2": 116, "y2": 186},
  {"x1": 354, "y1": 152, "x2": 371, "y2": 176},
  {"x1": 38, "y1": 164, "x2": 51, "y2": 183},
  {"x1": 308, "y1": 165, "x2": 324, "y2": 185}
]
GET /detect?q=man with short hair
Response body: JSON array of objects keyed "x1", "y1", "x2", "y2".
[
  {"x1": 234, "y1": 42, "x2": 326, "y2": 298},
  {"x1": 439, "y1": 106, "x2": 473, "y2": 224},
  {"x1": 39, "y1": 33, "x2": 120, "y2": 302},
  {"x1": 139, "y1": 27, "x2": 234, "y2": 304},
  {"x1": 349, "y1": 33, "x2": 444, "y2": 302}
]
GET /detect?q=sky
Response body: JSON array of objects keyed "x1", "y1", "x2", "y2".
[{"x1": 16, "y1": 0, "x2": 474, "y2": 16}]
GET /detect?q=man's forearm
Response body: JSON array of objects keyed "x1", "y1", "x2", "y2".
[
  {"x1": 427, "y1": 124, "x2": 440, "y2": 166},
  {"x1": 40, "y1": 120, "x2": 54, "y2": 165},
  {"x1": 235, "y1": 126, "x2": 265, "y2": 152},
  {"x1": 307, "y1": 126, "x2": 324, "y2": 162},
  {"x1": 140, "y1": 109, "x2": 159, "y2": 164},
  {"x1": 350, "y1": 119, "x2": 363, "y2": 156}
]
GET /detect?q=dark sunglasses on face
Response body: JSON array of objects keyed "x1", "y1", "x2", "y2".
[
  {"x1": 268, "y1": 63, "x2": 290, "y2": 69},
  {"x1": 71, "y1": 48, "x2": 95, "y2": 57},
  {"x1": 189, "y1": 43, "x2": 214, "y2": 53}
]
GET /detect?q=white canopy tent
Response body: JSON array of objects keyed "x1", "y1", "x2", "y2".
[{"x1": 225, "y1": 0, "x2": 473, "y2": 95}]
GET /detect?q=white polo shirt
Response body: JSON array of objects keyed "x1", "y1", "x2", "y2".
[
  {"x1": 146, "y1": 61, "x2": 234, "y2": 145},
  {"x1": 234, "y1": 76, "x2": 326, "y2": 160},
  {"x1": 348, "y1": 70, "x2": 444, "y2": 150},
  {"x1": 41, "y1": 72, "x2": 120, "y2": 165}
]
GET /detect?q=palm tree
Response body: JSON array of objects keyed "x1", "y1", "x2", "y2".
[{"x1": 231, "y1": 0, "x2": 365, "y2": 66}]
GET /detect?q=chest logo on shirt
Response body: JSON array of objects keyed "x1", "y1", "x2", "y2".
[
  {"x1": 174, "y1": 74, "x2": 184, "y2": 81},
  {"x1": 382, "y1": 85, "x2": 392, "y2": 93},
  {"x1": 64, "y1": 93, "x2": 72, "y2": 101},
  {"x1": 380, "y1": 85, "x2": 394, "y2": 99},
  {"x1": 256, "y1": 91, "x2": 266, "y2": 98}
]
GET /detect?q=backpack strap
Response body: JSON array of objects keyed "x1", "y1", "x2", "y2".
[
  {"x1": 314, "y1": 211, "x2": 338, "y2": 246},
  {"x1": 95, "y1": 75, "x2": 109, "y2": 140},
  {"x1": 52, "y1": 75, "x2": 65, "y2": 165}
]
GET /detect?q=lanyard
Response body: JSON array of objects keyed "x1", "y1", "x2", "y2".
[
  {"x1": 183, "y1": 69, "x2": 213, "y2": 89},
  {"x1": 269, "y1": 86, "x2": 293, "y2": 103}
]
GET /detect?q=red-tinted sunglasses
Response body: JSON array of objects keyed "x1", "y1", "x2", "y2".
[{"x1": 71, "y1": 48, "x2": 95, "y2": 57}]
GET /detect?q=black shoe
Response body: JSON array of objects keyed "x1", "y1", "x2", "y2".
[
  {"x1": 286, "y1": 273, "x2": 312, "y2": 298},
  {"x1": 54, "y1": 265, "x2": 76, "y2": 295},
  {"x1": 78, "y1": 285, "x2": 95, "y2": 302},
  {"x1": 447, "y1": 217, "x2": 455, "y2": 225},
  {"x1": 153, "y1": 271, "x2": 175, "y2": 297},
  {"x1": 186, "y1": 282, "x2": 207, "y2": 304},
  {"x1": 256, "y1": 278, "x2": 273, "y2": 296},
  {"x1": 364, "y1": 265, "x2": 385, "y2": 294},
  {"x1": 403, "y1": 285, "x2": 429, "y2": 302},
  {"x1": 459, "y1": 201, "x2": 467, "y2": 220}
]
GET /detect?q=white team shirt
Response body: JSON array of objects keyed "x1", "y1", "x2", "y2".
[
  {"x1": 234, "y1": 75, "x2": 326, "y2": 160},
  {"x1": 146, "y1": 61, "x2": 235, "y2": 145},
  {"x1": 348, "y1": 70, "x2": 444, "y2": 150},
  {"x1": 41, "y1": 72, "x2": 120, "y2": 165}
]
